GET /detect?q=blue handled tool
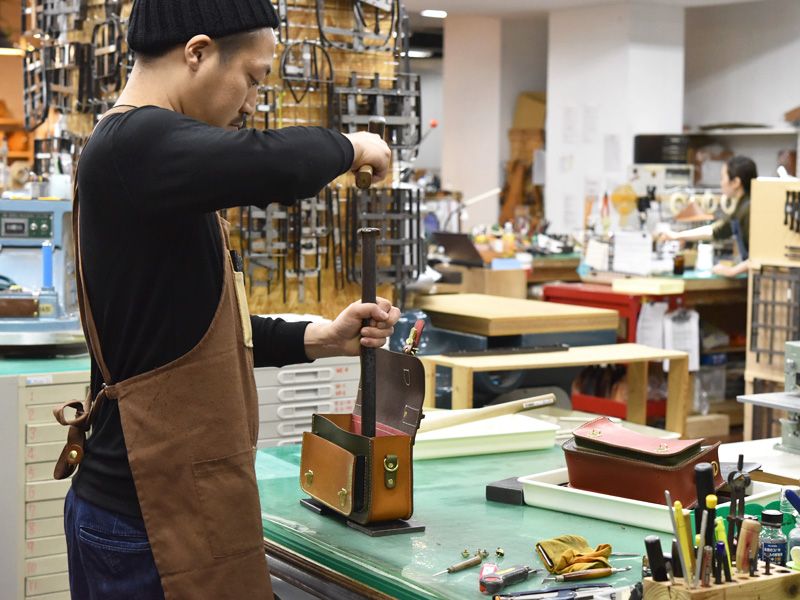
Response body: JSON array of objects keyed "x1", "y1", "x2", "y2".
[{"x1": 785, "y1": 488, "x2": 800, "y2": 514}]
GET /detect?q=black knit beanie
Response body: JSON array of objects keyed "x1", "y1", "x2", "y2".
[{"x1": 127, "y1": 0, "x2": 280, "y2": 53}]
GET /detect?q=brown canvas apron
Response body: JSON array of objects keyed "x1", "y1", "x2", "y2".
[{"x1": 54, "y1": 106, "x2": 273, "y2": 599}]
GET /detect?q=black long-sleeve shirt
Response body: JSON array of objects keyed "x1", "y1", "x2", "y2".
[{"x1": 72, "y1": 106, "x2": 354, "y2": 517}]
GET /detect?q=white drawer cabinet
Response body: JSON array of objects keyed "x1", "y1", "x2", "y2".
[{"x1": 0, "y1": 369, "x2": 88, "y2": 600}]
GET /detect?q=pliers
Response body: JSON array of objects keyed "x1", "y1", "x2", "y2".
[{"x1": 726, "y1": 454, "x2": 750, "y2": 553}]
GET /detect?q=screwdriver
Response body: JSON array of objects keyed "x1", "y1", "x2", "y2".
[
  {"x1": 434, "y1": 554, "x2": 482, "y2": 576},
  {"x1": 480, "y1": 565, "x2": 540, "y2": 593},
  {"x1": 542, "y1": 566, "x2": 631, "y2": 582}
]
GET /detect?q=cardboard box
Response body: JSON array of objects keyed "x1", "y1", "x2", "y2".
[
  {"x1": 513, "y1": 92, "x2": 546, "y2": 129},
  {"x1": 684, "y1": 413, "x2": 730, "y2": 440},
  {"x1": 435, "y1": 265, "x2": 527, "y2": 298}
]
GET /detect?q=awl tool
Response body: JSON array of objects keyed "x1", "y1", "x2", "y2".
[
  {"x1": 542, "y1": 566, "x2": 631, "y2": 583},
  {"x1": 434, "y1": 554, "x2": 482, "y2": 576},
  {"x1": 480, "y1": 565, "x2": 540, "y2": 593},
  {"x1": 355, "y1": 116, "x2": 386, "y2": 189}
]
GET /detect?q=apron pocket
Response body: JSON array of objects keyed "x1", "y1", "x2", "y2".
[{"x1": 192, "y1": 449, "x2": 262, "y2": 557}]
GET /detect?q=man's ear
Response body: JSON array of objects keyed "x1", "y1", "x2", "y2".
[{"x1": 184, "y1": 35, "x2": 212, "y2": 72}]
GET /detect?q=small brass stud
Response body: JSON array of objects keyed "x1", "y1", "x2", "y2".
[
  {"x1": 478, "y1": 549, "x2": 489, "y2": 559},
  {"x1": 496, "y1": 548, "x2": 505, "y2": 557},
  {"x1": 68, "y1": 450, "x2": 78, "y2": 460},
  {"x1": 388, "y1": 478, "x2": 394, "y2": 486},
  {"x1": 461, "y1": 549, "x2": 471, "y2": 558},
  {"x1": 338, "y1": 489, "x2": 348, "y2": 507},
  {"x1": 305, "y1": 470, "x2": 313, "y2": 486}
]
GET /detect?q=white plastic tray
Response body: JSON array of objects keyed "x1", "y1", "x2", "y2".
[
  {"x1": 519, "y1": 468, "x2": 781, "y2": 533},
  {"x1": 414, "y1": 414, "x2": 558, "y2": 459}
]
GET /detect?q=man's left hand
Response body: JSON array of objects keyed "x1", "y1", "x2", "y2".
[{"x1": 304, "y1": 298, "x2": 401, "y2": 359}]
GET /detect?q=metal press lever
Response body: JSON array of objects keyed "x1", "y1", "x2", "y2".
[
  {"x1": 355, "y1": 116, "x2": 386, "y2": 189},
  {"x1": 358, "y1": 227, "x2": 380, "y2": 437}
]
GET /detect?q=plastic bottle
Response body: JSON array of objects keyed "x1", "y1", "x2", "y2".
[
  {"x1": 502, "y1": 221, "x2": 515, "y2": 256},
  {"x1": 789, "y1": 513, "x2": 800, "y2": 555},
  {"x1": 759, "y1": 509, "x2": 788, "y2": 565}
]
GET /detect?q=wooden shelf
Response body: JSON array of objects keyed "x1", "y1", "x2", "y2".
[
  {"x1": 686, "y1": 127, "x2": 799, "y2": 136},
  {"x1": 0, "y1": 118, "x2": 24, "y2": 128},
  {"x1": 7, "y1": 151, "x2": 31, "y2": 159},
  {"x1": 701, "y1": 345, "x2": 746, "y2": 355}
]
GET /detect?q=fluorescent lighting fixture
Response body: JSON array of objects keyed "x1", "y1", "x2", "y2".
[
  {"x1": 0, "y1": 48, "x2": 25, "y2": 56},
  {"x1": 408, "y1": 50, "x2": 433, "y2": 58},
  {"x1": 421, "y1": 9, "x2": 447, "y2": 18}
]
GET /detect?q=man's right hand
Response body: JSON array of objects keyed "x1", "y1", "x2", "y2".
[{"x1": 344, "y1": 131, "x2": 391, "y2": 183}]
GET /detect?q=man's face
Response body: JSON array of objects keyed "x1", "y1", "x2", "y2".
[
  {"x1": 186, "y1": 28, "x2": 275, "y2": 129},
  {"x1": 720, "y1": 164, "x2": 740, "y2": 198}
]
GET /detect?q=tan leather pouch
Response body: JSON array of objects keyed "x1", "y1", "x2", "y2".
[{"x1": 300, "y1": 431, "x2": 358, "y2": 516}]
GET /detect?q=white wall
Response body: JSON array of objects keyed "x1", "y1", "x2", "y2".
[
  {"x1": 499, "y1": 17, "x2": 549, "y2": 164},
  {"x1": 545, "y1": 3, "x2": 684, "y2": 234},
  {"x1": 409, "y1": 57, "x2": 443, "y2": 173},
  {"x1": 442, "y1": 15, "x2": 503, "y2": 230},
  {"x1": 684, "y1": 0, "x2": 800, "y2": 177}
]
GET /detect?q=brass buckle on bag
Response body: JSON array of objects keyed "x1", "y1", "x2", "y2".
[
  {"x1": 589, "y1": 429, "x2": 602, "y2": 437},
  {"x1": 656, "y1": 443, "x2": 669, "y2": 452},
  {"x1": 384, "y1": 454, "x2": 399, "y2": 489}
]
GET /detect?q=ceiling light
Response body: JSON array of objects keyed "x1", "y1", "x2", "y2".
[
  {"x1": 0, "y1": 48, "x2": 25, "y2": 56},
  {"x1": 421, "y1": 9, "x2": 447, "y2": 18},
  {"x1": 408, "y1": 50, "x2": 434, "y2": 59}
]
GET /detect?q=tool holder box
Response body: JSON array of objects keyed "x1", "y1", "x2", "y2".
[{"x1": 642, "y1": 564, "x2": 800, "y2": 599}]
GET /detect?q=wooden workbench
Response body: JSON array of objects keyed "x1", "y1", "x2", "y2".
[
  {"x1": 414, "y1": 293, "x2": 618, "y2": 337},
  {"x1": 418, "y1": 343, "x2": 691, "y2": 436}
]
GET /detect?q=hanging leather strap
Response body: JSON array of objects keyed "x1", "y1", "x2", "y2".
[{"x1": 52, "y1": 105, "x2": 133, "y2": 480}]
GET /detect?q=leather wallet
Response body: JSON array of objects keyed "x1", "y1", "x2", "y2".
[{"x1": 563, "y1": 416, "x2": 725, "y2": 508}]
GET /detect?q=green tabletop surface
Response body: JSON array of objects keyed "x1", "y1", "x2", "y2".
[
  {"x1": 0, "y1": 355, "x2": 90, "y2": 376},
  {"x1": 257, "y1": 445, "x2": 659, "y2": 599}
]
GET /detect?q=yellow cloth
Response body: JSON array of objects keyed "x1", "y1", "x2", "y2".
[{"x1": 535, "y1": 535, "x2": 612, "y2": 574}]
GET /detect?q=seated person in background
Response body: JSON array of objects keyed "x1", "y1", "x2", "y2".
[{"x1": 658, "y1": 155, "x2": 757, "y2": 277}]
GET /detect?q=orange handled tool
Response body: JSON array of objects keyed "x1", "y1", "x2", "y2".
[{"x1": 355, "y1": 116, "x2": 386, "y2": 189}]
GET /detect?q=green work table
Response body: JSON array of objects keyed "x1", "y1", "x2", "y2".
[{"x1": 257, "y1": 445, "x2": 658, "y2": 599}]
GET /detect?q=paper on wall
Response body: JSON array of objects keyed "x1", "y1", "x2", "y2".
[
  {"x1": 636, "y1": 302, "x2": 668, "y2": 348},
  {"x1": 663, "y1": 309, "x2": 700, "y2": 372},
  {"x1": 612, "y1": 231, "x2": 652, "y2": 276}
]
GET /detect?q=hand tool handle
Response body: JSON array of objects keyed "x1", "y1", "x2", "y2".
[
  {"x1": 480, "y1": 565, "x2": 534, "y2": 593},
  {"x1": 644, "y1": 536, "x2": 667, "y2": 582},
  {"x1": 448, "y1": 554, "x2": 482, "y2": 573},
  {"x1": 693, "y1": 463, "x2": 715, "y2": 534},
  {"x1": 358, "y1": 227, "x2": 380, "y2": 437},
  {"x1": 417, "y1": 393, "x2": 555, "y2": 434},
  {"x1": 355, "y1": 116, "x2": 386, "y2": 189},
  {"x1": 557, "y1": 568, "x2": 614, "y2": 581},
  {"x1": 735, "y1": 517, "x2": 761, "y2": 572}
]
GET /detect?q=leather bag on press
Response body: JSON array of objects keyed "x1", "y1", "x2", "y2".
[{"x1": 299, "y1": 228, "x2": 426, "y2": 524}]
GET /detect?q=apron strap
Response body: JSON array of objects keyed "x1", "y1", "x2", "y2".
[{"x1": 53, "y1": 105, "x2": 134, "y2": 480}]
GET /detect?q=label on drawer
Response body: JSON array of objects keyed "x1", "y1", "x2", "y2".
[
  {"x1": 26, "y1": 571, "x2": 70, "y2": 596},
  {"x1": 26, "y1": 480, "x2": 71, "y2": 502},
  {"x1": 25, "y1": 535, "x2": 67, "y2": 558},
  {"x1": 26, "y1": 516, "x2": 65, "y2": 540},
  {"x1": 27, "y1": 499, "x2": 65, "y2": 521},
  {"x1": 24, "y1": 404, "x2": 59, "y2": 424},
  {"x1": 26, "y1": 553, "x2": 68, "y2": 577},
  {"x1": 26, "y1": 461, "x2": 57, "y2": 482},
  {"x1": 24, "y1": 382, "x2": 89, "y2": 405},
  {"x1": 26, "y1": 423, "x2": 67, "y2": 444},
  {"x1": 26, "y1": 375, "x2": 53, "y2": 385},
  {"x1": 26, "y1": 442, "x2": 63, "y2": 464}
]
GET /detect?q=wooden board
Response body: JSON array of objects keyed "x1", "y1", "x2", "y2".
[
  {"x1": 414, "y1": 293, "x2": 618, "y2": 336},
  {"x1": 642, "y1": 564, "x2": 800, "y2": 599}
]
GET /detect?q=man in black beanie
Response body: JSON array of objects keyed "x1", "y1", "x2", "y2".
[{"x1": 58, "y1": 1, "x2": 395, "y2": 598}]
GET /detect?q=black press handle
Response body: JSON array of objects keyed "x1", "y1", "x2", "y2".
[{"x1": 358, "y1": 227, "x2": 380, "y2": 437}]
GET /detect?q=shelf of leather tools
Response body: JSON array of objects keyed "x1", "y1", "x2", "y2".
[
  {"x1": 222, "y1": 0, "x2": 426, "y2": 321},
  {"x1": 743, "y1": 178, "x2": 800, "y2": 441}
]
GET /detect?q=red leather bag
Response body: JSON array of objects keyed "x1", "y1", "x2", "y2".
[{"x1": 563, "y1": 416, "x2": 724, "y2": 508}]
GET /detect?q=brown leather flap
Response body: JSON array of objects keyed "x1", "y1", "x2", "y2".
[
  {"x1": 573, "y1": 416, "x2": 702, "y2": 465},
  {"x1": 353, "y1": 347, "x2": 426, "y2": 438},
  {"x1": 300, "y1": 431, "x2": 357, "y2": 516}
]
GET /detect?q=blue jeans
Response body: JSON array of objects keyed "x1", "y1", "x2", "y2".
[{"x1": 64, "y1": 487, "x2": 165, "y2": 600}]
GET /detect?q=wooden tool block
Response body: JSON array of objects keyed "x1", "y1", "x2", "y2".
[{"x1": 642, "y1": 564, "x2": 800, "y2": 599}]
